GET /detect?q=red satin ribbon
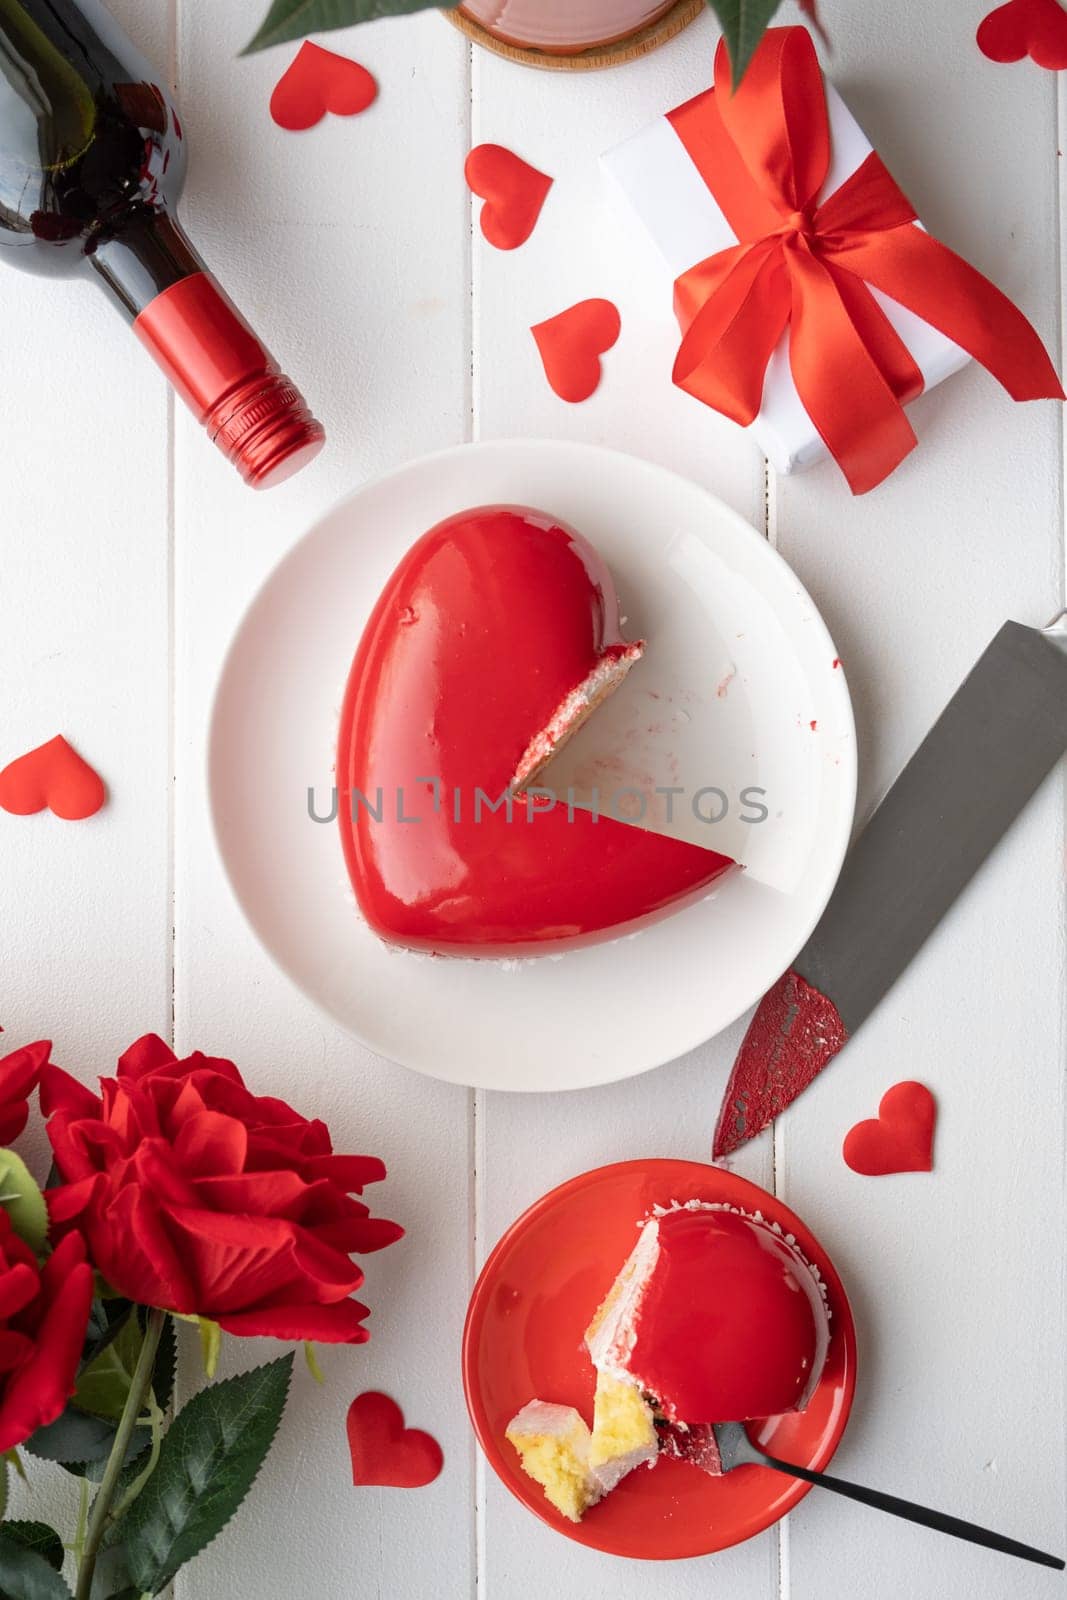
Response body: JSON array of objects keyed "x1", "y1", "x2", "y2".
[{"x1": 668, "y1": 28, "x2": 1063, "y2": 494}]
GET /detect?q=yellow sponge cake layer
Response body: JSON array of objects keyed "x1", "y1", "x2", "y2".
[
  {"x1": 589, "y1": 1371, "x2": 658, "y2": 1492},
  {"x1": 505, "y1": 1401, "x2": 603, "y2": 1523}
]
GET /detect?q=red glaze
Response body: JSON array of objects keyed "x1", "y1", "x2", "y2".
[
  {"x1": 337, "y1": 506, "x2": 733, "y2": 955},
  {"x1": 628, "y1": 1208, "x2": 828, "y2": 1423},
  {"x1": 713, "y1": 968, "x2": 849, "y2": 1158},
  {"x1": 658, "y1": 1420, "x2": 723, "y2": 1476}
]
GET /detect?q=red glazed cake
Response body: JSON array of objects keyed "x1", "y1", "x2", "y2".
[
  {"x1": 585, "y1": 1202, "x2": 831, "y2": 1423},
  {"x1": 337, "y1": 506, "x2": 734, "y2": 957},
  {"x1": 506, "y1": 1199, "x2": 830, "y2": 1519}
]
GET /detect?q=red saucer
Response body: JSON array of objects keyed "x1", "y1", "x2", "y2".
[{"x1": 462, "y1": 1159, "x2": 857, "y2": 1560}]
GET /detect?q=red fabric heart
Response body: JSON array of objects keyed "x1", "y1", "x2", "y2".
[
  {"x1": 0, "y1": 737, "x2": 106, "y2": 821},
  {"x1": 465, "y1": 144, "x2": 553, "y2": 250},
  {"x1": 843, "y1": 1081, "x2": 937, "y2": 1176},
  {"x1": 270, "y1": 42, "x2": 378, "y2": 132},
  {"x1": 337, "y1": 507, "x2": 733, "y2": 955},
  {"x1": 347, "y1": 1391, "x2": 443, "y2": 1488},
  {"x1": 532, "y1": 299, "x2": 621, "y2": 403},
  {"x1": 978, "y1": 0, "x2": 1067, "y2": 67}
]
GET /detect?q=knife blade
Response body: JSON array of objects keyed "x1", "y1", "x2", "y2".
[{"x1": 713, "y1": 613, "x2": 1067, "y2": 1159}]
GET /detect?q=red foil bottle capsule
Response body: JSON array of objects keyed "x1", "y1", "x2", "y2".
[{"x1": 134, "y1": 274, "x2": 325, "y2": 489}]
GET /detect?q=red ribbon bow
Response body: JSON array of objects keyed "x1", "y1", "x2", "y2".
[{"x1": 668, "y1": 28, "x2": 1063, "y2": 494}]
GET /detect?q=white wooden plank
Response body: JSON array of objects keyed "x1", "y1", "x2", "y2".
[
  {"x1": 0, "y1": 0, "x2": 174, "y2": 1555},
  {"x1": 773, "y1": 8, "x2": 1067, "y2": 1599},
  {"x1": 171, "y1": 9, "x2": 476, "y2": 1599},
  {"x1": 470, "y1": 7, "x2": 763, "y2": 524},
  {"x1": 469, "y1": 9, "x2": 776, "y2": 1597}
]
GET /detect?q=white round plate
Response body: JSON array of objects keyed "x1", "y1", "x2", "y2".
[{"x1": 209, "y1": 440, "x2": 855, "y2": 1092}]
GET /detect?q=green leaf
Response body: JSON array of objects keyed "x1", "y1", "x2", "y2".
[
  {"x1": 74, "y1": 1317, "x2": 146, "y2": 1422},
  {"x1": 122, "y1": 1355, "x2": 293, "y2": 1595},
  {"x1": 80, "y1": 1302, "x2": 136, "y2": 1372},
  {"x1": 149, "y1": 1316, "x2": 176, "y2": 1416},
  {"x1": 706, "y1": 0, "x2": 783, "y2": 86},
  {"x1": 24, "y1": 1408, "x2": 118, "y2": 1467},
  {"x1": 0, "y1": 1459, "x2": 7, "y2": 1521},
  {"x1": 243, "y1": 0, "x2": 460, "y2": 54},
  {"x1": 0, "y1": 1524, "x2": 63, "y2": 1572},
  {"x1": 87, "y1": 1546, "x2": 138, "y2": 1600},
  {"x1": 0, "y1": 1535, "x2": 72, "y2": 1599},
  {"x1": 0, "y1": 1152, "x2": 48, "y2": 1256}
]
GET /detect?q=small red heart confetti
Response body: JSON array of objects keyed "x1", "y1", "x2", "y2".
[
  {"x1": 270, "y1": 41, "x2": 378, "y2": 132},
  {"x1": 978, "y1": 0, "x2": 1067, "y2": 67},
  {"x1": 531, "y1": 299, "x2": 621, "y2": 404},
  {"x1": 464, "y1": 144, "x2": 553, "y2": 251},
  {"x1": 347, "y1": 1391, "x2": 443, "y2": 1489},
  {"x1": 843, "y1": 1081, "x2": 936, "y2": 1177},
  {"x1": 0, "y1": 737, "x2": 106, "y2": 821}
]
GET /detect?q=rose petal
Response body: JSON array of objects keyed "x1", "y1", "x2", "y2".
[
  {"x1": 174, "y1": 1111, "x2": 249, "y2": 1178},
  {"x1": 40, "y1": 1063, "x2": 100, "y2": 1120},
  {"x1": 216, "y1": 1299, "x2": 372, "y2": 1343},
  {"x1": 0, "y1": 1260, "x2": 93, "y2": 1452}
]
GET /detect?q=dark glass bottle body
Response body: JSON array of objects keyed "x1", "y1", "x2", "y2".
[{"x1": 0, "y1": 0, "x2": 324, "y2": 487}]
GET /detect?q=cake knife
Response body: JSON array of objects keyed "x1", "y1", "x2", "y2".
[{"x1": 714, "y1": 612, "x2": 1067, "y2": 1158}]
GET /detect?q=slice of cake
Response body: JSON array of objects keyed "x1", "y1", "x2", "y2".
[
  {"x1": 505, "y1": 1401, "x2": 604, "y2": 1523},
  {"x1": 586, "y1": 1201, "x2": 831, "y2": 1424},
  {"x1": 587, "y1": 1370, "x2": 658, "y2": 1492}
]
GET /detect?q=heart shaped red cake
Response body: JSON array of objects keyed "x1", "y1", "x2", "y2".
[{"x1": 337, "y1": 506, "x2": 734, "y2": 955}]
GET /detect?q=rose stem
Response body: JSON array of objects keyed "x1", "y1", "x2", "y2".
[{"x1": 75, "y1": 1306, "x2": 167, "y2": 1600}]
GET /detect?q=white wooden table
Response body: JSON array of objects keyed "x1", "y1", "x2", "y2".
[{"x1": 2, "y1": 2, "x2": 1065, "y2": 1596}]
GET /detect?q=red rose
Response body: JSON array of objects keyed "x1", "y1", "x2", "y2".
[
  {"x1": 43, "y1": 1035, "x2": 404, "y2": 1343},
  {"x1": 0, "y1": 1214, "x2": 94, "y2": 1452},
  {"x1": 0, "y1": 1040, "x2": 49, "y2": 1146}
]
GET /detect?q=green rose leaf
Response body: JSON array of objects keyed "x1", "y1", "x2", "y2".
[
  {"x1": 87, "y1": 1545, "x2": 138, "y2": 1600},
  {"x1": 243, "y1": 0, "x2": 460, "y2": 54},
  {"x1": 73, "y1": 1316, "x2": 146, "y2": 1422},
  {"x1": 706, "y1": 0, "x2": 783, "y2": 85},
  {"x1": 0, "y1": 1523, "x2": 64, "y2": 1572},
  {"x1": 122, "y1": 1354, "x2": 293, "y2": 1595},
  {"x1": 24, "y1": 1407, "x2": 118, "y2": 1467},
  {"x1": 0, "y1": 1151, "x2": 48, "y2": 1256},
  {"x1": 149, "y1": 1314, "x2": 177, "y2": 1416},
  {"x1": 0, "y1": 1535, "x2": 72, "y2": 1599},
  {"x1": 80, "y1": 1302, "x2": 136, "y2": 1372}
]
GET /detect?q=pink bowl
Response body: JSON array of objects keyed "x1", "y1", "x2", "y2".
[{"x1": 457, "y1": 0, "x2": 679, "y2": 52}]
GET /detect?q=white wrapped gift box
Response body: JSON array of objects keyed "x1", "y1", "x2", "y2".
[{"x1": 601, "y1": 81, "x2": 971, "y2": 475}]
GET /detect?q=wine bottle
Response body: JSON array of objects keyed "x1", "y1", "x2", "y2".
[{"x1": 0, "y1": 0, "x2": 324, "y2": 488}]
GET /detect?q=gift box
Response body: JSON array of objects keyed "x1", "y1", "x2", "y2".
[{"x1": 601, "y1": 27, "x2": 1062, "y2": 493}]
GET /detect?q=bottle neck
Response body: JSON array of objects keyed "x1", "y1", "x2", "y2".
[
  {"x1": 85, "y1": 208, "x2": 205, "y2": 321},
  {"x1": 87, "y1": 206, "x2": 326, "y2": 490}
]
